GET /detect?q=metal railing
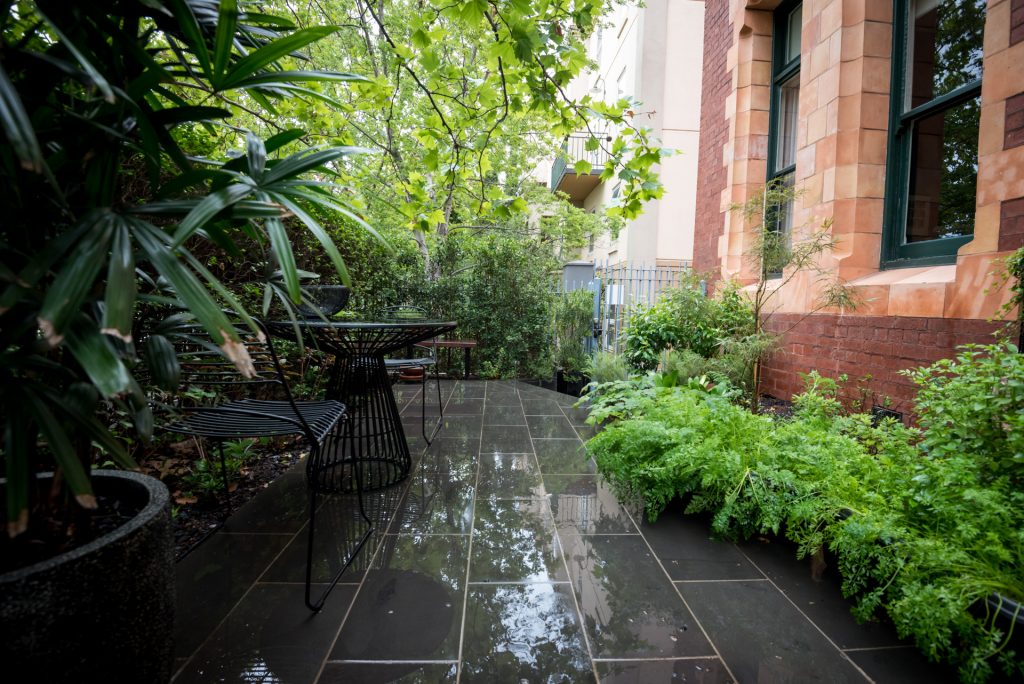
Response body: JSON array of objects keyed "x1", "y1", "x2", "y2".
[
  {"x1": 553, "y1": 259, "x2": 693, "y2": 355},
  {"x1": 596, "y1": 261, "x2": 692, "y2": 353},
  {"x1": 550, "y1": 133, "x2": 611, "y2": 191}
]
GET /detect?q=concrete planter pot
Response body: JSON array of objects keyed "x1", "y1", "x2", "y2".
[{"x1": 0, "y1": 470, "x2": 174, "y2": 683}]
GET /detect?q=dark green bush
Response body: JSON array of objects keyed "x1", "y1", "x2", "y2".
[{"x1": 621, "y1": 278, "x2": 755, "y2": 371}]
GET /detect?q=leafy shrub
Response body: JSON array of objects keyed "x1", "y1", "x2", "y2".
[
  {"x1": 552, "y1": 289, "x2": 595, "y2": 379},
  {"x1": 906, "y1": 343, "x2": 1024, "y2": 487},
  {"x1": 587, "y1": 351, "x2": 630, "y2": 384},
  {"x1": 621, "y1": 277, "x2": 756, "y2": 372},
  {"x1": 584, "y1": 354, "x2": 1024, "y2": 682}
]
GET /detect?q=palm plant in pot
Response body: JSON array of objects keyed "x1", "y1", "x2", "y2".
[{"x1": 0, "y1": 1, "x2": 371, "y2": 680}]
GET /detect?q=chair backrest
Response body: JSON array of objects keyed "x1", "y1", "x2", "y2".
[
  {"x1": 146, "y1": 313, "x2": 310, "y2": 429},
  {"x1": 381, "y1": 306, "x2": 436, "y2": 362}
]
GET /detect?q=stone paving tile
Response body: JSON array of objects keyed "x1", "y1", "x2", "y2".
[
  {"x1": 562, "y1": 534, "x2": 715, "y2": 659},
  {"x1": 332, "y1": 534, "x2": 468, "y2": 661},
  {"x1": 174, "y1": 532, "x2": 294, "y2": 659},
  {"x1": 533, "y1": 438, "x2": 596, "y2": 474},
  {"x1": 480, "y1": 425, "x2": 533, "y2": 453},
  {"x1": 174, "y1": 583, "x2": 355, "y2": 684},
  {"x1": 172, "y1": 380, "x2": 945, "y2": 684},
  {"x1": 739, "y1": 537, "x2": 904, "y2": 650},
  {"x1": 220, "y1": 470, "x2": 310, "y2": 534},
  {"x1": 523, "y1": 398, "x2": 566, "y2": 415},
  {"x1": 525, "y1": 414, "x2": 578, "y2": 439},
  {"x1": 476, "y1": 453, "x2": 546, "y2": 499},
  {"x1": 319, "y1": 662, "x2": 459, "y2": 683},
  {"x1": 260, "y1": 497, "x2": 373, "y2": 584},
  {"x1": 845, "y1": 646, "x2": 959, "y2": 682},
  {"x1": 676, "y1": 580, "x2": 867, "y2": 683},
  {"x1": 594, "y1": 658, "x2": 732, "y2": 683},
  {"x1": 389, "y1": 462, "x2": 477, "y2": 535},
  {"x1": 470, "y1": 498, "x2": 566, "y2": 582},
  {"x1": 544, "y1": 474, "x2": 636, "y2": 534},
  {"x1": 639, "y1": 505, "x2": 761, "y2": 582},
  {"x1": 461, "y1": 584, "x2": 593, "y2": 683},
  {"x1": 482, "y1": 404, "x2": 527, "y2": 425}
]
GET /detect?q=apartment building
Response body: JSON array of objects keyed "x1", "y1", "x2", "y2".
[{"x1": 550, "y1": 0, "x2": 706, "y2": 268}]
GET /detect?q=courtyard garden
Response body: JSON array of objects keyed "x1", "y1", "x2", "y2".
[{"x1": 1, "y1": 0, "x2": 1023, "y2": 682}]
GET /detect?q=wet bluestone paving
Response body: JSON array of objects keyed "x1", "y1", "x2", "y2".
[{"x1": 172, "y1": 380, "x2": 957, "y2": 683}]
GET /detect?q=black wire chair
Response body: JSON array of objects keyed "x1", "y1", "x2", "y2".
[
  {"x1": 155, "y1": 315, "x2": 371, "y2": 612},
  {"x1": 382, "y1": 306, "x2": 443, "y2": 444}
]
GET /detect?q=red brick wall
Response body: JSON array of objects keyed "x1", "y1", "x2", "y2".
[
  {"x1": 1005, "y1": 92, "x2": 1024, "y2": 150},
  {"x1": 760, "y1": 313, "x2": 1003, "y2": 417},
  {"x1": 693, "y1": 0, "x2": 732, "y2": 277},
  {"x1": 1012, "y1": 0, "x2": 1024, "y2": 46},
  {"x1": 1001, "y1": 197, "x2": 1024, "y2": 251}
]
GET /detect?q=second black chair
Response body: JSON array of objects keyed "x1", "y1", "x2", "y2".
[
  {"x1": 154, "y1": 315, "x2": 371, "y2": 611},
  {"x1": 382, "y1": 305, "x2": 444, "y2": 443}
]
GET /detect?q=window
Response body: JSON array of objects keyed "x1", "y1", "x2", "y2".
[
  {"x1": 882, "y1": 0, "x2": 986, "y2": 267},
  {"x1": 766, "y1": 0, "x2": 802, "y2": 277},
  {"x1": 615, "y1": 66, "x2": 628, "y2": 100}
]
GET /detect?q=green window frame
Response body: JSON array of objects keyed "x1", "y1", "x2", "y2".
[
  {"x1": 881, "y1": 0, "x2": 986, "y2": 268},
  {"x1": 765, "y1": 0, "x2": 802, "y2": 278}
]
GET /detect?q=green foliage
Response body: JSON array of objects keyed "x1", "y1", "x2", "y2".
[
  {"x1": 457, "y1": 233, "x2": 556, "y2": 379},
  {"x1": 181, "y1": 439, "x2": 258, "y2": 496},
  {"x1": 552, "y1": 289, "x2": 594, "y2": 379},
  {"x1": 0, "y1": 1, "x2": 369, "y2": 543},
  {"x1": 586, "y1": 351, "x2": 630, "y2": 385},
  {"x1": 906, "y1": 343, "x2": 1024, "y2": 487},
  {"x1": 621, "y1": 277, "x2": 756, "y2": 371},
  {"x1": 584, "y1": 353, "x2": 1024, "y2": 682}
]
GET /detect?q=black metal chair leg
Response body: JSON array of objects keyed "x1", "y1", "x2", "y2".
[{"x1": 304, "y1": 428, "x2": 374, "y2": 613}]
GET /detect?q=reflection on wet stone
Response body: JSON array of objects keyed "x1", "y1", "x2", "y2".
[
  {"x1": 544, "y1": 474, "x2": 636, "y2": 534},
  {"x1": 563, "y1": 535, "x2": 714, "y2": 659},
  {"x1": 471, "y1": 498, "x2": 566, "y2": 582},
  {"x1": 477, "y1": 453, "x2": 545, "y2": 499},
  {"x1": 461, "y1": 584, "x2": 593, "y2": 683},
  {"x1": 320, "y1": 662, "x2": 459, "y2": 684}
]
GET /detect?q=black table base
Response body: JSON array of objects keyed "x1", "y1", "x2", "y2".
[
  {"x1": 315, "y1": 355, "x2": 411, "y2": 492},
  {"x1": 267, "y1": 319, "x2": 457, "y2": 493}
]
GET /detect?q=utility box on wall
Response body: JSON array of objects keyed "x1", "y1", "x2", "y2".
[{"x1": 562, "y1": 261, "x2": 595, "y2": 291}]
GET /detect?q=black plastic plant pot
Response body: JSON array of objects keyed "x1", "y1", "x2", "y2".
[
  {"x1": 980, "y1": 593, "x2": 1024, "y2": 656},
  {"x1": 298, "y1": 284, "x2": 351, "y2": 318},
  {"x1": 0, "y1": 471, "x2": 174, "y2": 683},
  {"x1": 556, "y1": 369, "x2": 590, "y2": 398}
]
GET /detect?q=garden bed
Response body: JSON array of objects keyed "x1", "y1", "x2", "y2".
[
  {"x1": 582, "y1": 345, "x2": 1024, "y2": 683},
  {"x1": 139, "y1": 445, "x2": 303, "y2": 561}
]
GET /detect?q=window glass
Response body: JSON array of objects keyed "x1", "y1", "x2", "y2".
[
  {"x1": 905, "y1": 98, "x2": 980, "y2": 242},
  {"x1": 906, "y1": 0, "x2": 985, "y2": 109},
  {"x1": 776, "y1": 73, "x2": 799, "y2": 170},
  {"x1": 785, "y1": 4, "x2": 803, "y2": 64}
]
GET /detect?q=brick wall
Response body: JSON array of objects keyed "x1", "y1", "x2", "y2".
[
  {"x1": 693, "y1": 0, "x2": 731, "y2": 276},
  {"x1": 1012, "y1": 0, "x2": 1024, "y2": 46},
  {"x1": 1001, "y1": 197, "x2": 1024, "y2": 251},
  {"x1": 759, "y1": 313, "x2": 1003, "y2": 417},
  {"x1": 1005, "y1": 92, "x2": 1024, "y2": 150}
]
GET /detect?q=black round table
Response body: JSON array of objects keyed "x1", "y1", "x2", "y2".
[{"x1": 268, "y1": 320, "x2": 457, "y2": 491}]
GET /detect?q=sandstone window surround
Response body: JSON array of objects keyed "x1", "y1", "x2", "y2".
[{"x1": 880, "y1": 0, "x2": 986, "y2": 267}]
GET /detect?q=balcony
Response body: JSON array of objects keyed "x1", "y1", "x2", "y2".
[{"x1": 550, "y1": 133, "x2": 609, "y2": 206}]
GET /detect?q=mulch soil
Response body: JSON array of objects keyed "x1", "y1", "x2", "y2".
[{"x1": 136, "y1": 440, "x2": 305, "y2": 561}]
